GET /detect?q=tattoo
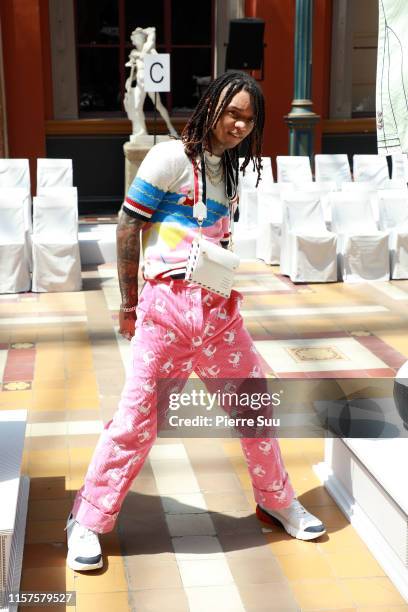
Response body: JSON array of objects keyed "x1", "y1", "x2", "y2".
[{"x1": 116, "y1": 209, "x2": 145, "y2": 306}]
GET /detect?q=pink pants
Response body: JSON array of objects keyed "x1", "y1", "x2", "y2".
[{"x1": 73, "y1": 281, "x2": 294, "y2": 533}]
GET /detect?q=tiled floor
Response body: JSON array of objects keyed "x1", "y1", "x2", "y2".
[{"x1": 2, "y1": 262, "x2": 408, "y2": 611}]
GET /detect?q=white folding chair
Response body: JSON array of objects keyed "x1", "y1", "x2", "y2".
[
  {"x1": 32, "y1": 195, "x2": 81, "y2": 292},
  {"x1": 280, "y1": 193, "x2": 337, "y2": 283},
  {"x1": 37, "y1": 186, "x2": 78, "y2": 202},
  {"x1": 391, "y1": 153, "x2": 408, "y2": 182},
  {"x1": 239, "y1": 157, "x2": 274, "y2": 190},
  {"x1": 0, "y1": 187, "x2": 33, "y2": 271},
  {"x1": 314, "y1": 154, "x2": 351, "y2": 188},
  {"x1": 381, "y1": 179, "x2": 408, "y2": 190},
  {"x1": 0, "y1": 159, "x2": 30, "y2": 190},
  {"x1": 329, "y1": 192, "x2": 389, "y2": 282},
  {"x1": 292, "y1": 181, "x2": 337, "y2": 226},
  {"x1": 37, "y1": 158, "x2": 73, "y2": 194},
  {"x1": 276, "y1": 156, "x2": 313, "y2": 184},
  {"x1": 377, "y1": 189, "x2": 408, "y2": 279},
  {"x1": 341, "y1": 181, "x2": 379, "y2": 222},
  {"x1": 0, "y1": 159, "x2": 32, "y2": 240},
  {"x1": 0, "y1": 194, "x2": 31, "y2": 293},
  {"x1": 256, "y1": 183, "x2": 294, "y2": 265},
  {"x1": 353, "y1": 154, "x2": 390, "y2": 188},
  {"x1": 238, "y1": 157, "x2": 274, "y2": 229}
]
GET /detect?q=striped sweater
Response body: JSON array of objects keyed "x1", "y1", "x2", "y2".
[{"x1": 123, "y1": 139, "x2": 231, "y2": 279}]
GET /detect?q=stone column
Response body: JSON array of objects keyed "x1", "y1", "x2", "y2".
[
  {"x1": 284, "y1": 0, "x2": 320, "y2": 158},
  {"x1": 330, "y1": 0, "x2": 354, "y2": 118}
]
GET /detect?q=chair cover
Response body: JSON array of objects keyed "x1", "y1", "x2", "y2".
[
  {"x1": 0, "y1": 159, "x2": 30, "y2": 190},
  {"x1": 281, "y1": 194, "x2": 337, "y2": 282},
  {"x1": 0, "y1": 194, "x2": 30, "y2": 293},
  {"x1": 256, "y1": 183, "x2": 294, "y2": 264},
  {"x1": 329, "y1": 192, "x2": 389, "y2": 282},
  {"x1": 292, "y1": 181, "x2": 337, "y2": 225},
  {"x1": 391, "y1": 153, "x2": 408, "y2": 182},
  {"x1": 381, "y1": 179, "x2": 408, "y2": 190},
  {"x1": 0, "y1": 187, "x2": 33, "y2": 271},
  {"x1": 276, "y1": 156, "x2": 313, "y2": 183},
  {"x1": 314, "y1": 154, "x2": 351, "y2": 188},
  {"x1": 0, "y1": 161, "x2": 32, "y2": 260},
  {"x1": 341, "y1": 181, "x2": 379, "y2": 221},
  {"x1": 32, "y1": 195, "x2": 81, "y2": 292},
  {"x1": 37, "y1": 158, "x2": 73, "y2": 194},
  {"x1": 377, "y1": 189, "x2": 408, "y2": 279},
  {"x1": 239, "y1": 157, "x2": 274, "y2": 190},
  {"x1": 238, "y1": 157, "x2": 274, "y2": 230},
  {"x1": 353, "y1": 154, "x2": 390, "y2": 188}
]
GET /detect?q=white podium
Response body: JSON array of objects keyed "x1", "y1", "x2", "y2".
[
  {"x1": 0, "y1": 411, "x2": 29, "y2": 612},
  {"x1": 316, "y1": 435, "x2": 408, "y2": 603}
]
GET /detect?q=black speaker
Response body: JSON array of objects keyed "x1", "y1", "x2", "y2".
[{"x1": 226, "y1": 18, "x2": 265, "y2": 70}]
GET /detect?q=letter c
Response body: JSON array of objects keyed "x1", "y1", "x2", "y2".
[{"x1": 150, "y1": 61, "x2": 164, "y2": 83}]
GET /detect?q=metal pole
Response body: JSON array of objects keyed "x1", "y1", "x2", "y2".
[
  {"x1": 284, "y1": 0, "x2": 320, "y2": 159},
  {"x1": 154, "y1": 92, "x2": 157, "y2": 146}
]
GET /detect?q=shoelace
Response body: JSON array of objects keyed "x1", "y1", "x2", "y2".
[
  {"x1": 290, "y1": 499, "x2": 309, "y2": 517},
  {"x1": 65, "y1": 515, "x2": 98, "y2": 542},
  {"x1": 78, "y1": 526, "x2": 98, "y2": 542},
  {"x1": 64, "y1": 514, "x2": 75, "y2": 532}
]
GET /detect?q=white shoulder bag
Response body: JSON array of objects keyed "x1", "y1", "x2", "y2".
[{"x1": 185, "y1": 155, "x2": 240, "y2": 298}]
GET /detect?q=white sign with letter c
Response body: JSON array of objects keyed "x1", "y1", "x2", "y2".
[{"x1": 144, "y1": 54, "x2": 171, "y2": 92}]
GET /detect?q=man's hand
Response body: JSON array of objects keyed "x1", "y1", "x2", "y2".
[{"x1": 119, "y1": 307, "x2": 137, "y2": 341}]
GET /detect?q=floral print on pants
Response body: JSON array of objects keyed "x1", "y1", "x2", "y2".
[{"x1": 73, "y1": 281, "x2": 294, "y2": 533}]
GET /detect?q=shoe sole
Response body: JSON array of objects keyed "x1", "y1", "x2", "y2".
[
  {"x1": 256, "y1": 505, "x2": 326, "y2": 541},
  {"x1": 67, "y1": 551, "x2": 103, "y2": 572}
]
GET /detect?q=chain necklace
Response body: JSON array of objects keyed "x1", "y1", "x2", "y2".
[{"x1": 204, "y1": 152, "x2": 224, "y2": 186}]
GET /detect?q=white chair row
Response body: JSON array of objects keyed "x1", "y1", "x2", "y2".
[
  {"x1": 0, "y1": 188, "x2": 81, "y2": 294},
  {"x1": 238, "y1": 153, "x2": 408, "y2": 190},
  {"x1": 0, "y1": 158, "x2": 73, "y2": 192},
  {"x1": 255, "y1": 186, "x2": 408, "y2": 283}
]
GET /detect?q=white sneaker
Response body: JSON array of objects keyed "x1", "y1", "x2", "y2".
[
  {"x1": 256, "y1": 499, "x2": 326, "y2": 541},
  {"x1": 66, "y1": 514, "x2": 103, "y2": 571}
]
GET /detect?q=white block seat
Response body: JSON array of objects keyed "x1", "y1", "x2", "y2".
[
  {"x1": 276, "y1": 155, "x2": 313, "y2": 184},
  {"x1": 280, "y1": 193, "x2": 337, "y2": 283},
  {"x1": 32, "y1": 195, "x2": 82, "y2": 292},
  {"x1": 377, "y1": 188, "x2": 408, "y2": 279},
  {"x1": 353, "y1": 154, "x2": 390, "y2": 188},
  {"x1": 329, "y1": 192, "x2": 390, "y2": 283},
  {"x1": 314, "y1": 154, "x2": 352, "y2": 188},
  {"x1": 36, "y1": 158, "x2": 73, "y2": 193},
  {"x1": 0, "y1": 193, "x2": 31, "y2": 293},
  {"x1": 255, "y1": 183, "x2": 294, "y2": 265}
]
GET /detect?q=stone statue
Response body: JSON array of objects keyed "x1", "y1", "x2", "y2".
[{"x1": 124, "y1": 26, "x2": 177, "y2": 142}]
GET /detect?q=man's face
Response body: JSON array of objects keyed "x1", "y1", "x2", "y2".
[{"x1": 210, "y1": 89, "x2": 255, "y2": 155}]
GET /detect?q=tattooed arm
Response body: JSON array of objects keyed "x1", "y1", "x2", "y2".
[{"x1": 116, "y1": 209, "x2": 146, "y2": 340}]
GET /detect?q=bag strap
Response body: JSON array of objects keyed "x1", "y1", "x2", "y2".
[{"x1": 192, "y1": 154, "x2": 234, "y2": 247}]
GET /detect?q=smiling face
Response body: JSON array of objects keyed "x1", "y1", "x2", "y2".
[{"x1": 209, "y1": 89, "x2": 255, "y2": 156}]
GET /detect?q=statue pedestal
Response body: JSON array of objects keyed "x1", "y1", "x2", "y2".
[{"x1": 123, "y1": 135, "x2": 171, "y2": 194}]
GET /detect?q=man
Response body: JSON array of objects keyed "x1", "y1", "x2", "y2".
[{"x1": 66, "y1": 71, "x2": 325, "y2": 571}]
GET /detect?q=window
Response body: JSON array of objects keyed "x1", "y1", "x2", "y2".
[{"x1": 75, "y1": 0, "x2": 215, "y2": 117}]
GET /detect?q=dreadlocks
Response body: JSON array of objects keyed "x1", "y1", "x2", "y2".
[{"x1": 181, "y1": 71, "x2": 265, "y2": 189}]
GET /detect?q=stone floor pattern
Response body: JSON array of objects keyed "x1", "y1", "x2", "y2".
[{"x1": 1, "y1": 261, "x2": 408, "y2": 611}]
